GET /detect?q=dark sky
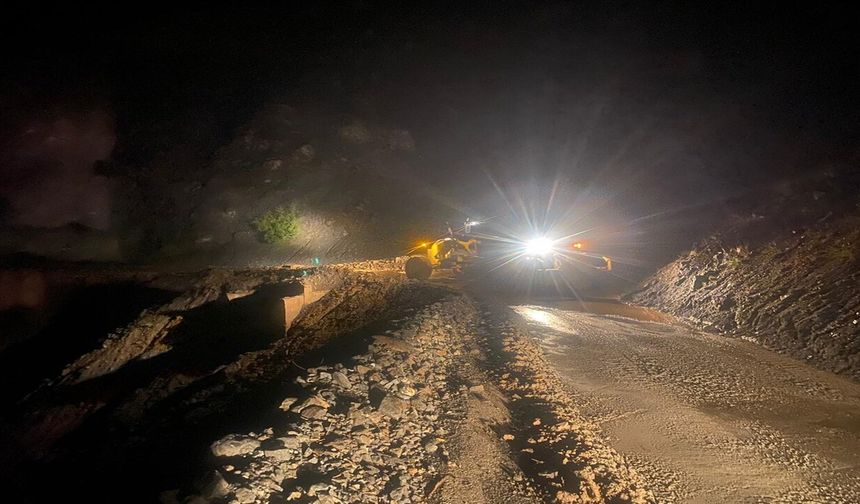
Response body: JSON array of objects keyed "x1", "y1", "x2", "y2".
[{"x1": 1, "y1": 1, "x2": 857, "y2": 232}]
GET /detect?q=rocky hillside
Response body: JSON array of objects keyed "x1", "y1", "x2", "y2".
[
  {"x1": 626, "y1": 167, "x2": 860, "y2": 380},
  {"x1": 105, "y1": 103, "x2": 444, "y2": 268}
]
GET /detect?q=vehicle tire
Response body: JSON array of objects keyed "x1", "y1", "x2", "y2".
[{"x1": 405, "y1": 256, "x2": 432, "y2": 280}]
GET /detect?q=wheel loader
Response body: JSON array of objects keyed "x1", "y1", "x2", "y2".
[{"x1": 404, "y1": 220, "x2": 612, "y2": 280}]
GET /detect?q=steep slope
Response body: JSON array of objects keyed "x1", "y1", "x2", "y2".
[
  {"x1": 626, "y1": 168, "x2": 860, "y2": 379},
  {"x1": 106, "y1": 102, "x2": 443, "y2": 268}
]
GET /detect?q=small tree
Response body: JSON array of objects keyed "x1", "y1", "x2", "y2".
[{"x1": 253, "y1": 206, "x2": 299, "y2": 243}]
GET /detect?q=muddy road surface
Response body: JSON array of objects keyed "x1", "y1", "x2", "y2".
[{"x1": 513, "y1": 301, "x2": 860, "y2": 503}]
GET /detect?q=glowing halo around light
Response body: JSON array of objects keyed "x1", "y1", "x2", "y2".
[{"x1": 524, "y1": 236, "x2": 553, "y2": 255}]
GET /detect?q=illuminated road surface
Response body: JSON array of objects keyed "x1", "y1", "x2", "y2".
[{"x1": 514, "y1": 302, "x2": 860, "y2": 503}]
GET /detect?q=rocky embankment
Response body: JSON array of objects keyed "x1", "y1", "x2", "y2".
[
  {"x1": 626, "y1": 170, "x2": 860, "y2": 380},
  {"x1": 171, "y1": 296, "x2": 536, "y2": 504},
  {"x1": 169, "y1": 293, "x2": 653, "y2": 504}
]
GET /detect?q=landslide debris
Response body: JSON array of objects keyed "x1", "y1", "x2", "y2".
[
  {"x1": 58, "y1": 266, "x2": 305, "y2": 385},
  {"x1": 171, "y1": 295, "x2": 544, "y2": 504},
  {"x1": 171, "y1": 292, "x2": 652, "y2": 504},
  {"x1": 626, "y1": 168, "x2": 860, "y2": 379},
  {"x1": 3, "y1": 260, "x2": 654, "y2": 503},
  {"x1": 1, "y1": 262, "x2": 412, "y2": 497}
]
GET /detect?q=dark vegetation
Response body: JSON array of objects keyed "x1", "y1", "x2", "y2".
[{"x1": 253, "y1": 206, "x2": 300, "y2": 244}]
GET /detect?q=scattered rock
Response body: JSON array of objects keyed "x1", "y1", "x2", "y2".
[
  {"x1": 377, "y1": 393, "x2": 409, "y2": 419},
  {"x1": 332, "y1": 371, "x2": 351, "y2": 389},
  {"x1": 262, "y1": 159, "x2": 283, "y2": 171},
  {"x1": 308, "y1": 482, "x2": 329, "y2": 496},
  {"x1": 291, "y1": 143, "x2": 315, "y2": 162},
  {"x1": 232, "y1": 486, "x2": 256, "y2": 503},
  {"x1": 200, "y1": 470, "x2": 230, "y2": 499},
  {"x1": 176, "y1": 293, "x2": 565, "y2": 504},
  {"x1": 279, "y1": 397, "x2": 299, "y2": 411},
  {"x1": 226, "y1": 289, "x2": 255, "y2": 301},
  {"x1": 262, "y1": 448, "x2": 295, "y2": 462},
  {"x1": 211, "y1": 434, "x2": 261, "y2": 457},
  {"x1": 397, "y1": 382, "x2": 417, "y2": 399},
  {"x1": 339, "y1": 121, "x2": 372, "y2": 144},
  {"x1": 276, "y1": 435, "x2": 303, "y2": 450},
  {"x1": 290, "y1": 395, "x2": 331, "y2": 413},
  {"x1": 300, "y1": 405, "x2": 328, "y2": 419},
  {"x1": 371, "y1": 335, "x2": 414, "y2": 353}
]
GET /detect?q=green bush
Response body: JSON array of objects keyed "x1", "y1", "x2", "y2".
[{"x1": 253, "y1": 206, "x2": 299, "y2": 243}]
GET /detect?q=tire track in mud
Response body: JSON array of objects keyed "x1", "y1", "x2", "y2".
[
  {"x1": 517, "y1": 304, "x2": 860, "y2": 503},
  {"x1": 467, "y1": 297, "x2": 655, "y2": 504}
]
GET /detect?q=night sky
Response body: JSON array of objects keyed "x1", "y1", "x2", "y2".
[{"x1": 1, "y1": 1, "x2": 857, "y2": 237}]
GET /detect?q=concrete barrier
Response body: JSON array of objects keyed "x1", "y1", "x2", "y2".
[
  {"x1": 282, "y1": 282, "x2": 333, "y2": 332},
  {"x1": 283, "y1": 294, "x2": 305, "y2": 330}
]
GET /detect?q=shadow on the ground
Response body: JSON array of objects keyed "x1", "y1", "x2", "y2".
[
  {"x1": 0, "y1": 282, "x2": 176, "y2": 404},
  {"x1": 6, "y1": 282, "x2": 448, "y2": 503}
]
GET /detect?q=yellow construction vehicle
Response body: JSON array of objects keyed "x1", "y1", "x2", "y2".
[
  {"x1": 404, "y1": 220, "x2": 611, "y2": 280},
  {"x1": 404, "y1": 221, "x2": 480, "y2": 280}
]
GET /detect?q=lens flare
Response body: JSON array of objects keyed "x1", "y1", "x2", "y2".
[{"x1": 525, "y1": 237, "x2": 553, "y2": 255}]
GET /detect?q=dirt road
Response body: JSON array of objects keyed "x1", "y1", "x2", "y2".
[
  {"x1": 7, "y1": 264, "x2": 860, "y2": 503},
  {"x1": 512, "y1": 301, "x2": 860, "y2": 503}
]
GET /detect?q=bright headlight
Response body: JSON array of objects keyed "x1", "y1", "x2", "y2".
[{"x1": 524, "y1": 237, "x2": 553, "y2": 255}]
